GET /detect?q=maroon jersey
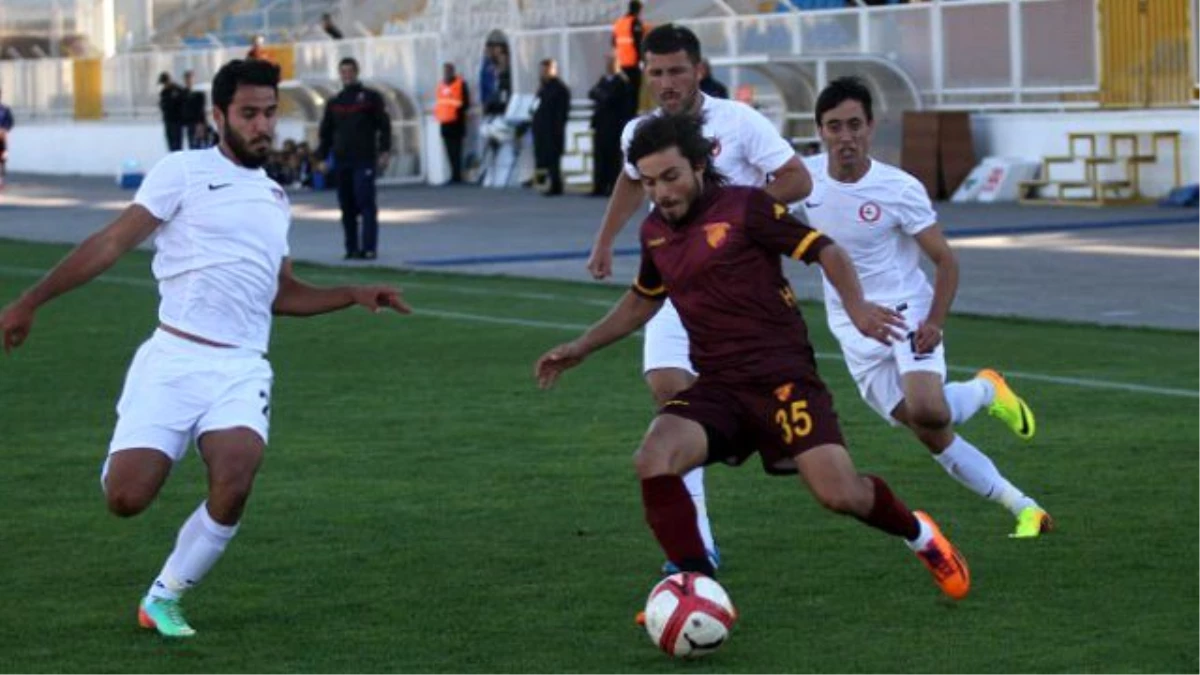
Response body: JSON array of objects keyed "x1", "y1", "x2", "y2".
[{"x1": 632, "y1": 185, "x2": 833, "y2": 383}]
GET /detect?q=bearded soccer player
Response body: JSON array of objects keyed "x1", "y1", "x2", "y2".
[
  {"x1": 797, "y1": 77, "x2": 1051, "y2": 538},
  {"x1": 585, "y1": 24, "x2": 812, "y2": 571},
  {"x1": 538, "y1": 113, "x2": 970, "y2": 601},
  {"x1": 0, "y1": 59, "x2": 411, "y2": 637}
]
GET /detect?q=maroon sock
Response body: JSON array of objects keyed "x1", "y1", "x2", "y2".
[
  {"x1": 641, "y1": 475, "x2": 713, "y2": 575},
  {"x1": 858, "y1": 475, "x2": 920, "y2": 540}
]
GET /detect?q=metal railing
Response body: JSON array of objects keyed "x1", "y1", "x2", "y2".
[
  {"x1": 5, "y1": 0, "x2": 1191, "y2": 121},
  {"x1": 508, "y1": 0, "x2": 1102, "y2": 111}
]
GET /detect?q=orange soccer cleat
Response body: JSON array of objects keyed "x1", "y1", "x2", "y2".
[{"x1": 913, "y1": 511, "x2": 971, "y2": 600}]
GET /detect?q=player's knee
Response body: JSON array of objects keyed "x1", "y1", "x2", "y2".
[
  {"x1": 907, "y1": 401, "x2": 951, "y2": 432},
  {"x1": 105, "y1": 483, "x2": 155, "y2": 517},
  {"x1": 633, "y1": 437, "x2": 677, "y2": 479}
]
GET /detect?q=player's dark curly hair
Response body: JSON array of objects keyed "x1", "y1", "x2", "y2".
[
  {"x1": 815, "y1": 76, "x2": 873, "y2": 126},
  {"x1": 625, "y1": 113, "x2": 729, "y2": 188},
  {"x1": 212, "y1": 59, "x2": 281, "y2": 114},
  {"x1": 642, "y1": 23, "x2": 702, "y2": 64}
]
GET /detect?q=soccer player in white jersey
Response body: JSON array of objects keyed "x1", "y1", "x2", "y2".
[
  {"x1": 0, "y1": 59, "x2": 410, "y2": 637},
  {"x1": 798, "y1": 77, "x2": 1051, "y2": 538},
  {"x1": 585, "y1": 24, "x2": 813, "y2": 570}
]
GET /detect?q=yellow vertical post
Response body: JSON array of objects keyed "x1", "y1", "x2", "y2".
[{"x1": 72, "y1": 58, "x2": 104, "y2": 120}]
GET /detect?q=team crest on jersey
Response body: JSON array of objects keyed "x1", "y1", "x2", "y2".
[
  {"x1": 709, "y1": 137, "x2": 722, "y2": 158},
  {"x1": 773, "y1": 203, "x2": 788, "y2": 220},
  {"x1": 858, "y1": 201, "x2": 882, "y2": 223},
  {"x1": 774, "y1": 382, "x2": 794, "y2": 402},
  {"x1": 703, "y1": 222, "x2": 731, "y2": 248}
]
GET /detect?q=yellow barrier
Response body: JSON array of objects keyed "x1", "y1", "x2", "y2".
[
  {"x1": 1100, "y1": 0, "x2": 1193, "y2": 107},
  {"x1": 72, "y1": 58, "x2": 104, "y2": 120}
]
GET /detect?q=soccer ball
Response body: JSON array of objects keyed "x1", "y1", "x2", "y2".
[{"x1": 643, "y1": 572, "x2": 737, "y2": 658}]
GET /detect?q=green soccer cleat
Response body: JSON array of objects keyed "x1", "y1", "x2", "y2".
[
  {"x1": 138, "y1": 597, "x2": 196, "y2": 638},
  {"x1": 977, "y1": 369, "x2": 1036, "y2": 441},
  {"x1": 1011, "y1": 506, "x2": 1055, "y2": 539}
]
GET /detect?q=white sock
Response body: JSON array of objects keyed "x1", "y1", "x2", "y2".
[
  {"x1": 905, "y1": 514, "x2": 934, "y2": 551},
  {"x1": 147, "y1": 502, "x2": 239, "y2": 601},
  {"x1": 933, "y1": 436, "x2": 1037, "y2": 516},
  {"x1": 944, "y1": 378, "x2": 995, "y2": 425},
  {"x1": 681, "y1": 466, "x2": 717, "y2": 559}
]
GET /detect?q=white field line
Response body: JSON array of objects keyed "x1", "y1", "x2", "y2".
[{"x1": 0, "y1": 264, "x2": 1195, "y2": 399}]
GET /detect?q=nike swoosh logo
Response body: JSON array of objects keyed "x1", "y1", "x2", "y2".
[
  {"x1": 208, "y1": 183, "x2": 233, "y2": 190},
  {"x1": 804, "y1": 201, "x2": 821, "y2": 208},
  {"x1": 1016, "y1": 401, "x2": 1032, "y2": 436}
]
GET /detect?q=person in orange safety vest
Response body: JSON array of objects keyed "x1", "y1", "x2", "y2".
[
  {"x1": 434, "y1": 62, "x2": 470, "y2": 184},
  {"x1": 611, "y1": 0, "x2": 646, "y2": 117}
]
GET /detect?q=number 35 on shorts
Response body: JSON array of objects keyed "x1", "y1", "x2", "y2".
[{"x1": 774, "y1": 400, "x2": 812, "y2": 445}]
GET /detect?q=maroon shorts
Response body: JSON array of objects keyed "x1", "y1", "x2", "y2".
[{"x1": 659, "y1": 373, "x2": 845, "y2": 475}]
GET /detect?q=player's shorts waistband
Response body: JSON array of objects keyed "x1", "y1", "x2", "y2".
[{"x1": 151, "y1": 326, "x2": 264, "y2": 359}]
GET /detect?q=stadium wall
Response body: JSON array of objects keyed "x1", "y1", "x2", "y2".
[
  {"x1": 971, "y1": 109, "x2": 1198, "y2": 198},
  {"x1": 5, "y1": 119, "x2": 307, "y2": 177},
  {"x1": 5, "y1": 110, "x2": 1195, "y2": 198}
]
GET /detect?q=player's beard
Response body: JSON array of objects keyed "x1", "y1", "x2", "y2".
[
  {"x1": 659, "y1": 174, "x2": 705, "y2": 225},
  {"x1": 221, "y1": 121, "x2": 272, "y2": 169}
]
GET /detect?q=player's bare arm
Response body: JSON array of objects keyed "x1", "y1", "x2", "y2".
[
  {"x1": 762, "y1": 155, "x2": 812, "y2": 204},
  {"x1": 912, "y1": 225, "x2": 959, "y2": 353},
  {"x1": 816, "y1": 243, "x2": 905, "y2": 345},
  {"x1": 271, "y1": 258, "x2": 411, "y2": 317},
  {"x1": 587, "y1": 172, "x2": 646, "y2": 279},
  {"x1": 0, "y1": 204, "x2": 161, "y2": 353},
  {"x1": 535, "y1": 290, "x2": 663, "y2": 388}
]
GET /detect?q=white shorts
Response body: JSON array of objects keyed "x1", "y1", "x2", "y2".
[
  {"x1": 105, "y1": 329, "x2": 274, "y2": 469},
  {"x1": 828, "y1": 302, "x2": 947, "y2": 425},
  {"x1": 642, "y1": 299, "x2": 697, "y2": 376}
]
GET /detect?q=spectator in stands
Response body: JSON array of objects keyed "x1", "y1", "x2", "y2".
[
  {"x1": 157, "y1": 72, "x2": 186, "y2": 152},
  {"x1": 247, "y1": 35, "x2": 268, "y2": 61},
  {"x1": 434, "y1": 62, "x2": 470, "y2": 185},
  {"x1": 180, "y1": 70, "x2": 208, "y2": 149},
  {"x1": 698, "y1": 59, "x2": 729, "y2": 99},
  {"x1": 321, "y1": 13, "x2": 344, "y2": 40},
  {"x1": 587, "y1": 56, "x2": 633, "y2": 197},
  {"x1": 316, "y1": 57, "x2": 392, "y2": 260},
  {"x1": 0, "y1": 87, "x2": 12, "y2": 187},
  {"x1": 532, "y1": 58, "x2": 571, "y2": 197},
  {"x1": 612, "y1": 0, "x2": 647, "y2": 117}
]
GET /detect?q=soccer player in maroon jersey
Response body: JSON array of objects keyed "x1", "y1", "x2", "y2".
[{"x1": 535, "y1": 113, "x2": 970, "y2": 600}]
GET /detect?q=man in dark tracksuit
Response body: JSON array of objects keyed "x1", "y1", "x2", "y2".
[
  {"x1": 532, "y1": 58, "x2": 571, "y2": 197},
  {"x1": 587, "y1": 58, "x2": 633, "y2": 197},
  {"x1": 317, "y1": 57, "x2": 392, "y2": 260},
  {"x1": 180, "y1": 70, "x2": 208, "y2": 149},
  {"x1": 157, "y1": 72, "x2": 186, "y2": 152}
]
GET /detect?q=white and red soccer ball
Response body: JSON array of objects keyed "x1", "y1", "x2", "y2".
[{"x1": 643, "y1": 572, "x2": 737, "y2": 658}]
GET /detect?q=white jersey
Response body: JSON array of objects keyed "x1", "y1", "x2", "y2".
[
  {"x1": 798, "y1": 153, "x2": 937, "y2": 318},
  {"x1": 134, "y1": 147, "x2": 291, "y2": 352},
  {"x1": 621, "y1": 93, "x2": 796, "y2": 187}
]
